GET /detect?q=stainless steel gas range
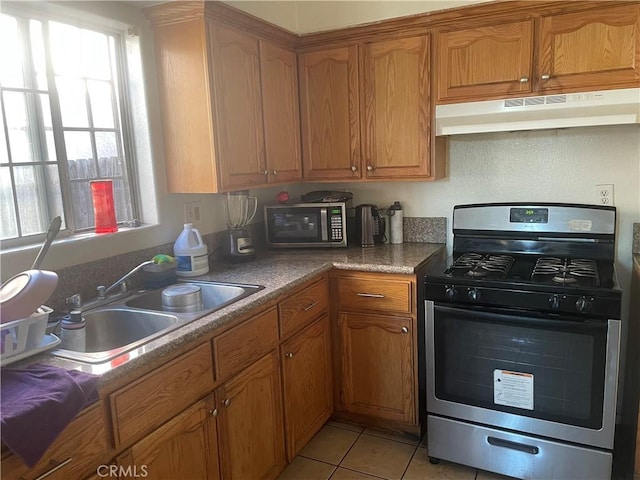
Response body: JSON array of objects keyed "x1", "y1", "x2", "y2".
[{"x1": 424, "y1": 203, "x2": 622, "y2": 480}]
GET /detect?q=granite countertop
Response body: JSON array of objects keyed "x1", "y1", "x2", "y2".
[{"x1": 14, "y1": 242, "x2": 445, "y2": 387}]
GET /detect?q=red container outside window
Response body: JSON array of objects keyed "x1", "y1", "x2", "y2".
[{"x1": 90, "y1": 179, "x2": 118, "y2": 233}]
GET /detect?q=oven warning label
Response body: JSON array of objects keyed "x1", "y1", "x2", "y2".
[{"x1": 494, "y1": 370, "x2": 534, "y2": 410}]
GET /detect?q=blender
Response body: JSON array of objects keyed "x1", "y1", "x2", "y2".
[{"x1": 224, "y1": 190, "x2": 258, "y2": 262}]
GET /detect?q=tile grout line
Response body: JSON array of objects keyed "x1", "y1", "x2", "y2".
[{"x1": 398, "y1": 443, "x2": 419, "y2": 480}]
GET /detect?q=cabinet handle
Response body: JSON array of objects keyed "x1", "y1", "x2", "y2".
[
  {"x1": 351, "y1": 165, "x2": 357, "y2": 172},
  {"x1": 366, "y1": 165, "x2": 374, "y2": 172},
  {"x1": 34, "y1": 458, "x2": 73, "y2": 480},
  {"x1": 272, "y1": 170, "x2": 277, "y2": 175},
  {"x1": 223, "y1": 398, "x2": 231, "y2": 407},
  {"x1": 519, "y1": 76, "x2": 529, "y2": 83},
  {"x1": 541, "y1": 74, "x2": 550, "y2": 81},
  {"x1": 401, "y1": 326, "x2": 409, "y2": 334},
  {"x1": 356, "y1": 293, "x2": 385, "y2": 298},
  {"x1": 209, "y1": 408, "x2": 219, "y2": 417},
  {"x1": 303, "y1": 301, "x2": 319, "y2": 311},
  {"x1": 285, "y1": 352, "x2": 294, "y2": 358}
]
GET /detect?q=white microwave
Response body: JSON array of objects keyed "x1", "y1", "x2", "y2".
[{"x1": 264, "y1": 203, "x2": 348, "y2": 248}]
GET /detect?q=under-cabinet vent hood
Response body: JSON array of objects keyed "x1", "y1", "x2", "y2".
[{"x1": 435, "y1": 88, "x2": 640, "y2": 136}]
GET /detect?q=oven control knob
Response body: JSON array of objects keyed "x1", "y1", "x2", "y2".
[
  {"x1": 576, "y1": 296, "x2": 593, "y2": 313},
  {"x1": 445, "y1": 286, "x2": 457, "y2": 300},
  {"x1": 468, "y1": 287, "x2": 480, "y2": 302},
  {"x1": 549, "y1": 294, "x2": 561, "y2": 310}
]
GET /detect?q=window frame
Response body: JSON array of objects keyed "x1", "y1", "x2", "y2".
[{"x1": 0, "y1": 2, "x2": 141, "y2": 248}]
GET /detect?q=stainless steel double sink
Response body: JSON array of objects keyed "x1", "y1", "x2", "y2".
[{"x1": 51, "y1": 280, "x2": 264, "y2": 364}]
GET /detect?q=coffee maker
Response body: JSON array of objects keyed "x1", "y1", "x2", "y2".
[{"x1": 224, "y1": 191, "x2": 257, "y2": 262}]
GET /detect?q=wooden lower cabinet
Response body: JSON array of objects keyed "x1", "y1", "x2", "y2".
[
  {"x1": 339, "y1": 312, "x2": 415, "y2": 424},
  {"x1": 281, "y1": 314, "x2": 333, "y2": 460},
  {"x1": 215, "y1": 351, "x2": 286, "y2": 480},
  {"x1": 117, "y1": 395, "x2": 220, "y2": 480}
]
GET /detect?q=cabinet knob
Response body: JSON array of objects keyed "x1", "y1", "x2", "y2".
[
  {"x1": 366, "y1": 165, "x2": 374, "y2": 172},
  {"x1": 261, "y1": 170, "x2": 268, "y2": 175},
  {"x1": 272, "y1": 170, "x2": 277, "y2": 175},
  {"x1": 351, "y1": 165, "x2": 357, "y2": 172},
  {"x1": 401, "y1": 326, "x2": 409, "y2": 334},
  {"x1": 209, "y1": 408, "x2": 219, "y2": 417},
  {"x1": 519, "y1": 76, "x2": 529, "y2": 83},
  {"x1": 223, "y1": 398, "x2": 231, "y2": 407},
  {"x1": 541, "y1": 74, "x2": 550, "y2": 81},
  {"x1": 285, "y1": 352, "x2": 294, "y2": 358}
]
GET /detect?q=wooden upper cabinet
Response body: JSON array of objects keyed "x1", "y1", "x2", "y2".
[
  {"x1": 299, "y1": 46, "x2": 361, "y2": 180},
  {"x1": 260, "y1": 41, "x2": 302, "y2": 184},
  {"x1": 436, "y1": 20, "x2": 534, "y2": 102},
  {"x1": 210, "y1": 24, "x2": 267, "y2": 190},
  {"x1": 361, "y1": 35, "x2": 431, "y2": 178},
  {"x1": 437, "y1": 3, "x2": 640, "y2": 103},
  {"x1": 537, "y1": 4, "x2": 640, "y2": 92}
]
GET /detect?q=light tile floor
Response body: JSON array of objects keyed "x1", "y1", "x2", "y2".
[{"x1": 277, "y1": 421, "x2": 512, "y2": 480}]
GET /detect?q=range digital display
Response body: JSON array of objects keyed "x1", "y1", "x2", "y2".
[{"x1": 509, "y1": 207, "x2": 549, "y2": 224}]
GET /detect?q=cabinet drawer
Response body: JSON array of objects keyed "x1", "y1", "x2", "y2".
[
  {"x1": 336, "y1": 275, "x2": 412, "y2": 313},
  {"x1": 110, "y1": 342, "x2": 214, "y2": 446},
  {"x1": 2, "y1": 402, "x2": 107, "y2": 480},
  {"x1": 214, "y1": 306, "x2": 279, "y2": 381},
  {"x1": 279, "y1": 277, "x2": 328, "y2": 338}
]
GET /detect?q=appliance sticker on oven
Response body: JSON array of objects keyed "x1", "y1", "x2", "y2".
[
  {"x1": 494, "y1": 369, "x2": 534, "y2": 410},
  {"x1": 568, "y1": 219, "x2": 593, "y2": 231}
]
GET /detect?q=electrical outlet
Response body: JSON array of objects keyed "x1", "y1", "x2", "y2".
[
  {"x1": 184, "y1": 202, "x2": 202, "y2": 225},
  {"x1": 595, "y1": 184, "x2": 614, "y2": 206}
]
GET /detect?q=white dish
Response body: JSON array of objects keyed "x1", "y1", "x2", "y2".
[{"x1": 0, "y1": 333, "x2": 61, "y2": 367}]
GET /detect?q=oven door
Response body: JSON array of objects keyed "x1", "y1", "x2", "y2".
[{"x1": 425, "y1": 301, "x2": 620, "y2": 449}]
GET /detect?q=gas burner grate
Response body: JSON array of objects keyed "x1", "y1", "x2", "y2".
[
  {"x1": 447, "y1": 253, "x2": 515, "y2": 279},
  {"x1": 531, "y1": 257, "x2": 599, "y2": 287}
]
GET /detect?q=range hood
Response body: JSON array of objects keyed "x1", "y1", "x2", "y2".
[{"x1": 435, "y1": 88, "x2": 640, "y2": 136}]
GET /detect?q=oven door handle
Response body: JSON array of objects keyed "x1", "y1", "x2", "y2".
[{"x1": 487, "y1": 436, "x2": 539, "y2": 455}]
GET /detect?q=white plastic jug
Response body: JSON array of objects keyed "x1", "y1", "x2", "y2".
[{"x1": 173, "y1": 223, "x2": 209, "y2": 277}]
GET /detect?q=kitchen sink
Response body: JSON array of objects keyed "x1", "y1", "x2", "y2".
[
  {"x1": 51, "y1": 280, "x2": 264, "y2": 364},
  {"x1": 125, "y1": 281, "x2": 262, "y2": 313}
]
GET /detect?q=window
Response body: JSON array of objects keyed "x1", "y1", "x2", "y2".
[{"x1": 0, "y1": 9, "x2": 137, "y2": 244}]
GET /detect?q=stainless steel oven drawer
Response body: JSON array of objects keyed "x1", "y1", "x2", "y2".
[{"x1": 427, "y1": 415, "x2": 612, "y2": 480}]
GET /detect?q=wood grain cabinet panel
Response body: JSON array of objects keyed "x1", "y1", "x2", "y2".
[
  {"x1": 279, "y1": 276, "x2": 328, "y2": 338},
  {"x1": 213, "y1": 306, "x2": 279, "y2": 382},
  {"x1": 299, "y1": 46, "x2": 361, "y2": 180},
  {"x1": 215, "y1": 351, "x2": 286, "y2": 480},
  {"x1": 260, "y1": 41, "x2": 302, "y2": 184},
  {"x1": 339, "y1": 312, "x2": 415, "y2": 424},
  {"x1": 1, "y1": 403, "x2": 107, "y2": 480},
  {"x1": 117, "y1": 395, "x2": 220, "y2": 480},
  {"x1": 210, "y1": 24, "x2": 267, "y2": 190},
  {"x1": 436, "y1": 20, "x2": 534, "y2": 101},
  {"x1": 537, "y1": 4, "x2": 640, "y2": 92},
  {"x1": 110, "y1": 342, "x2": 214, "y2": 447},
  {"x1": 336, "y1": 274, "x2": 412, "y2": 314},
  {"x1": 361, "y1": 35, "x2": 432, "y2": 178},
  {"x1": 281, "y1": 315, "x2": 333, "y2": 460}
]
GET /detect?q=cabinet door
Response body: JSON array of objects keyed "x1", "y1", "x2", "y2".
[
  {"x1": 281, "y1": 315, "x2": 333, "y2": 460},
  {"x1": 259, "y1": 41, "x2": 302, "y2": 184},
  {"x1": 117, "y1": 395, "x2": 220, "y2": 480},
  {"x1": 537, "y1": 4, "x2": 640, "y2": 92},
  {"x1": 216, "y1": 351, "x2": 286, "y2": 480},
  {"x1": 436, "y1": 20, "x2": 534, "y2": 102},
  {"x1": 361, "y1": 35, "x2": 432, "y2": 178},
  {"x1": 209, "y1": 23, "x2": 266, "y2": 190},
  {"x1": 299, "y1": 46, "x2": 361, "y2": 180},
  {"x1": 340, "y1": 312, "x2": 415, "y2": 424}
]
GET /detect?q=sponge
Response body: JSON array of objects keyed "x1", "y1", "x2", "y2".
[
  {"x1": 144, "y1": 255, "x2": 177, "y2": 289},
  {"x1": 152, "y1": 254, "x2": 175, "y2": 264}
]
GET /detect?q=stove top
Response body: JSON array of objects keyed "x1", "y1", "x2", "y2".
[{"x1": 424, "y1": 203, "x2": 621, "y2": 319}]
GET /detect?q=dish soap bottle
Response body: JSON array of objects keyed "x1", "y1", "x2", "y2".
[
  {"x1": 386, "y1": 201, "x2": 404, "y2": 244},
  {"x1": 174, "y1": 223, "x2": 209, "y2": 277}
]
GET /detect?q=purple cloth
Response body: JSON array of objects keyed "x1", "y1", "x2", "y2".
[{"x1": 1, "y1": 363, "x2": 100, "y2": 467}]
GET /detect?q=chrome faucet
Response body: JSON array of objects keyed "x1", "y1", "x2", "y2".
[{"x1": 97, "y1": 260, "x2": 156, "y2": 299}]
